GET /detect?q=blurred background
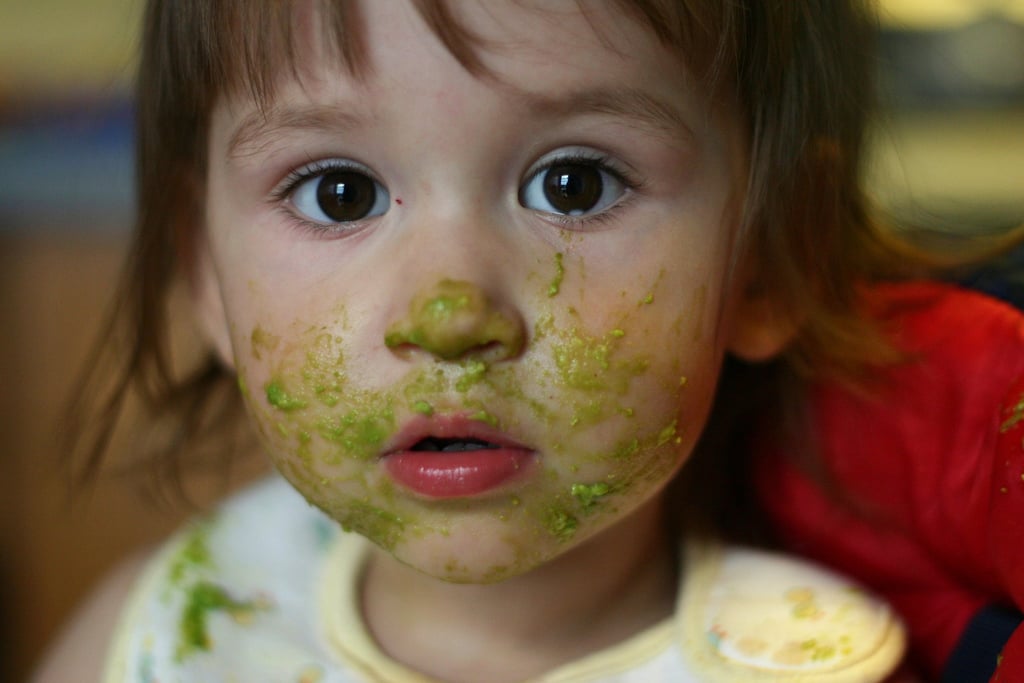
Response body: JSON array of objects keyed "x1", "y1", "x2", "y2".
[
  {"x1": 0, "y1": 0, "x2": 1022, "y2": 681},
  {"x1": 0, "y1": 2, "x2": 266, "y2": 681}
]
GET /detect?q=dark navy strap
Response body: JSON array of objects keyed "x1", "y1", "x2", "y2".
[
  {"x1": 956, "y1": 242, "x2": 1024, "y2": 311},
  {"x1": 942, "y1": 604, "x2": 1022, "y2": 683}
]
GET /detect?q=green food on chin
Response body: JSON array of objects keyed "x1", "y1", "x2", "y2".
[
  {"x1": 544, "y1": 507, "x2": 580, "y2": 541},
  {"x1": 336, "y1": 500, "x2": 406, "y2": 551},
  {"x1": 570, "y1": 481, "x2": 612, "y2": 510},
  {"x1": 656, "y1": 419, "x2": 679, "y2": 446}
]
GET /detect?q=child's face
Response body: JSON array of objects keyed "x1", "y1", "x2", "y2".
[{"x1": 199, "y1": 1, "x2": 748, "y2": 581}]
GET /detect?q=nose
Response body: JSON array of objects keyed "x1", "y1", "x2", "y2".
[{"x1": 384, "y1": 278, "x2": 525, "y2": 362}]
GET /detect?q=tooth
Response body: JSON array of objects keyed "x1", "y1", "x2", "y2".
[{"x1": 410, "y1": 438, "x2": 498, "y2": 453}]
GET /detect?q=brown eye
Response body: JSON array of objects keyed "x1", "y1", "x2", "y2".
[
  {"x1": 542, "y1": 164, "x2": 603, "y2": 215},
  {"x1": 289, "y1": 163, "x2": 390, "y2": 225},
  {"x1": 316, "y1": 171, "x2": 378, "y2": 221},
  {"x1": 520, "y1": 155, "x2": 627, "y2": 218}
]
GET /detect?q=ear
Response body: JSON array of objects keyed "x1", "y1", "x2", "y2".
[
  {"x1": 190, "y1": 231, "x2": 236, "y2": 371},
  {"x1": 725, "y1": 282, "x2": 800, "y2": 363}
]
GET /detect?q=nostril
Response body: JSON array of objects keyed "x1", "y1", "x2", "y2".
[
  {"x1": 384, "y1": 329, "x2": 519, "y2": 362},
  {"x1": 475, "y1": 340, "x2": 515, "y2": 364},
  {"x1": 384, "y1": 279, "x2": 525, "y2": 361}
]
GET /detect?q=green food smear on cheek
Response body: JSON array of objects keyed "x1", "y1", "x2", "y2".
[
  {"x1": 548, "y1": 252, "x2": 565, "y2": 297},
  {"x1": 266, "y1": 380, "x2": 307, "y2": 411},
  {"x1": 300, "y1": 333, "x2": 348, "y2": 407},
  {"x1": 316, "y1": 405, "x2": 396, "y2": 462},
  {"x1": 540, "y1": 316, "x2": 651, "y2": 428},
  {"x1": 250, "y1": 325, "x2": 280, "y2": 360}
]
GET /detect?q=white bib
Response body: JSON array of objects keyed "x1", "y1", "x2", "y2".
[{"x1": 104, "y1": 477, "x2": 905, "y2": 682}]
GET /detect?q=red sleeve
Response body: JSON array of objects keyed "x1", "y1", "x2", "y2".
[
  {"x1": 992, "y1": 626, "x2": 1024, "y2": 682},
  {"x1": 989, "y1": 375, "x2": 1024, "y2": 682},
  {"x1": 756, "y1": 282, "x2": 1024, "y2": 680},
  {"x1": 990, "y1": 374, "x2": 1024, "y2": 609}
]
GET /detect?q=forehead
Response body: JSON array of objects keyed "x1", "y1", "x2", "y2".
[
  {"x1": 340, "y1": 3, "x2": 661, "y2": 82},
  {"x1": 214, "y1": 0, "x2": 729, "y2": 162},
  {"x1": 215, "y1": 0, "x2": 724, "y2": 113},
  {"x1": 211, "y1": 0, "x2": 737, "y2": 158}
]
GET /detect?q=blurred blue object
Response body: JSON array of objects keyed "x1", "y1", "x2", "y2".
[
  {"x1": 958, "y1": 241, "x2": 1024, "y2": 311},
  {"x1": 0, "y1": 99, "x2": 134, "y2": 231}
]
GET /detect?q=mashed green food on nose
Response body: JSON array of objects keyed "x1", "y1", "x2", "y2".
[{"x1": 384, "y1": 279, "x2": 523, "y2": 359}]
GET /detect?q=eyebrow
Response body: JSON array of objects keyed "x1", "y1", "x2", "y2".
[
  {"x1": 519, "y1": 86, "x2": 696, "y2": 145},
  {"x1": 228, "y1": 106, "x2": 370, "y2": 158},
  {"x1": 227, "y1": 85, "x2": 695, "y2": 158}
]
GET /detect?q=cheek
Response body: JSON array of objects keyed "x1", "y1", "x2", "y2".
[
  {"x1": 534, "y1": 288, "x2": 720, "y2": 499},
  {"x1": 238, "y1": 321, "x2": 394, "y2": 466},
  {"x1": 533, "y1": 254, "x2": 726, "y2": 501},
  {"x1": 228, "y1": 258, "x2": 722, "y2": 568}
]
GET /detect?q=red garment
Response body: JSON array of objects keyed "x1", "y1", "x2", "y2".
[{"x1": 756, "y1": 282, "x2": 1024, "y2": 681}]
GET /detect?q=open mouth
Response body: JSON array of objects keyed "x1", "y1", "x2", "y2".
[
  {"x1": 383, "y1": 416, "x2": 535, "y2": 499},
  {"x1": 410, "y1": 438, "x2": 501, "y2": 453}
]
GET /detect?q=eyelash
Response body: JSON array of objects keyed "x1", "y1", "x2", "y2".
[
  {"x1": 269, "y1": 158, "x2": 383, "y2": 236},
  {"x1": 523, "y1": 151, "x2": 643, "y2": 228},
  {"x1": 268, "y1": 149, "x2": 646, "y2": 236}
]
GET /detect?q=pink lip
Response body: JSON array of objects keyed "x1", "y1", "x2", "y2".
[{"x1": 382, "y1": 414, "x2": 536, "y2": 499}]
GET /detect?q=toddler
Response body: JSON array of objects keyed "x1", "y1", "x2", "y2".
[{"x1": 39, "y1": 1, "x2": 1023, "y2": 681}]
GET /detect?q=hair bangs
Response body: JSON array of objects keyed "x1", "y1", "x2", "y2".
[{"x1": 154, "y1": 0, "x2": 741, "y2": 119}]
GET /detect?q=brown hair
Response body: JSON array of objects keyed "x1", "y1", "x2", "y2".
[{"x1": 66, "y1": 0, "x2": 1005, "y2": 532}]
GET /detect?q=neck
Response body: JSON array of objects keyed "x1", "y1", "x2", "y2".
[{"x1": 359, "y1": 496, "x2": 678, "y2": 683}]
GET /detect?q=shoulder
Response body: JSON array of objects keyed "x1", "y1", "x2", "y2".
[
  {"x1": 814, "y1": 282, "x2": 1024, "y2": 489},
  {"x1": 800, "y1": 282, "x2": 1024, "y2": 554},
  {"x1": 21, "y1": 480, "x2": 310, "y2": 683},
  {"x1": 837, "y1": 281, "x2": 1024, "y2": 449},
  {"x1": 101, "y1": 477, "x2": 345, "y2": 683},
  {"x1": 863, "y1": 280, "x2": 1024, "y2": 369},
  {"x1": 678, "y1": 544, "x2": 906, "y2": 683},
  {"x1": 28, "y1": 552, "x2": 151, "y2": 683}
]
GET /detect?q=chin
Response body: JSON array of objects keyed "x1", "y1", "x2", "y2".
[{"x1": 388, "y1": 519, "x2": 561, "y2": 584}]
